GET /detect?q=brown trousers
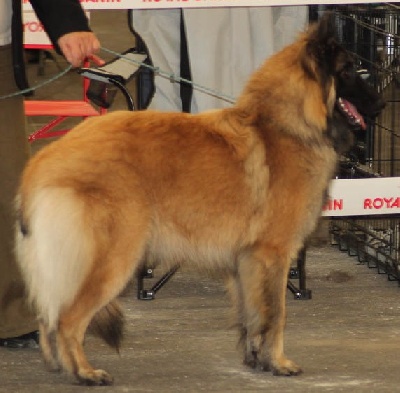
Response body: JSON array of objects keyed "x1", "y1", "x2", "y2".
[{"x1": 0, "y1": 45, "x2": 37, "y2": 338}]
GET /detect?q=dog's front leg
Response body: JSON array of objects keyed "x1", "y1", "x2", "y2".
[
  {"x1": 226, "y1": 274, "x2": 258, "y2": 369},
  {"x1": 237, "y1": 248, "x2": 302, "y2": 376}
]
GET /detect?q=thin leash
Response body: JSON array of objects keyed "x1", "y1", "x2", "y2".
[
  {"x1": 0, "y1": 47, "x2": 236, "y2": 104},
  {"x1": 0, "y1": 64, "x2": 72, "y2": 100},
  {"x1": 99, "y1": 47, "x2": 237, "y2": 105},
  {"x1": 4, "y1": 16, "x2": 396, "y2": 104}
]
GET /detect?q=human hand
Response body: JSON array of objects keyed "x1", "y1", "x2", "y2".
[{"x1": 57, "y1": 31, "x2": 105, "y2": 67}]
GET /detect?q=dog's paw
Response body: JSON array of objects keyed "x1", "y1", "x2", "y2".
[
  {"x1": 243, "y1": 350, "x2": 260, "y2": 369},
  {"x1": 271, "y1": 358, "x2": 302, "y2": 376},
  {"x1": 243, "y1": 355, "x2": 273, "y2": 372},
  {"x1": 44, "y1": 359, "x2": 61, "y2": 373},
  {"x1": 77, "y1": 368, "x2": 114, "y2": 386},
  {"x1": 42, "y1": 351, "x2": 61, "y2": 372}
]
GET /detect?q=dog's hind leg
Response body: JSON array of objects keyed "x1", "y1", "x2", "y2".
[
  {"x1": 55, "y1": 256, "x2": 140, "y2": 385},
  {"x1": 56, "y1": 232, "x2": 147, "y2": 386},
  {"x1": 56, "y1": 304, "x2": 114, "y2": 386},
  {"x1": 18, "y1": 187, "x2": 149, "y2": 384},
  {"x1": 38, "y1": 320, "x2": 60, "y2": 372},
  {"x1": 55, "y1": 207, "x2": 149, "y2": 385},
  {"x1": 238, "y1": 247, "x2": 302, "y2": 376}
]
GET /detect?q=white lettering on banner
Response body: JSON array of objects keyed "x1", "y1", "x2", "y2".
[
  {"x1": 322, "y1": 177, "x2": 400, "y2": 217},
  {"x1": 22, "y1": 0, "x2": 400, "y2": 10}
]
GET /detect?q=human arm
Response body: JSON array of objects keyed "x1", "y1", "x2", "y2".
[{"x1": 29, "y1": 0, "x2": 102, "y2": 67}]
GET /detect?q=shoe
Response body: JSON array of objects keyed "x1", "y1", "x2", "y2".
[{"x1": 0, "y1": 331, "x2": 39, "y2": 349}]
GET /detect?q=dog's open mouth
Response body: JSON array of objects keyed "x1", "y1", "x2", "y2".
[{"x1": 336, "y1": 97, "x2": 366, "y2": 130}]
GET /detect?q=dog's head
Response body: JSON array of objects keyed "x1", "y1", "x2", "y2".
[{"x1": 302, "y1": 13, "x2": 385, "y2": 152}]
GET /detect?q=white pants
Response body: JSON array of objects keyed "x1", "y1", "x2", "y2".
[{"x1": 130, "y1": 6, "x2": 308, "y2": 112}]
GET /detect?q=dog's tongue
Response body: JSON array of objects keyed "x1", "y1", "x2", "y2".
[{"x1": 337, "y1": 97, "x2": 366, "y2": 130}]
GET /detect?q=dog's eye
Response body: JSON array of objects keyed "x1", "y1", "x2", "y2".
[
  {"x1": 340, "y1": 69, "x2": 352, "y2": 80},
  {"x1": 339, "y1": 62, "x2": 358, "y2": 80},
  {"x1": 341, "y1": 70, "x2": 349, "y2": 78}
]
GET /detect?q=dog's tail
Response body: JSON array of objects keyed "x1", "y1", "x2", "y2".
[
  {"x1": 89, "y1": 300, "x2": 124, "y2": 352},
  {"x1": 15, "y1": 187, "x2": 96, "y2": 332}
]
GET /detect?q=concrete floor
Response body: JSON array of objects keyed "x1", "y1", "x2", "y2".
[
  {"x1": 2, "y1": 9, "x2": 400, "y2": 393},
  {"x1": 2, "y1": 245, "x2": 400, "y2": 392}
]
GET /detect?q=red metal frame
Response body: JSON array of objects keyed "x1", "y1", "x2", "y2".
[
  {"x1": 25, "y1": 100, "x2": 103, "y2": 141},
  {"x1": 24, "y1": 47, "x2": 106, "y2": 142}
]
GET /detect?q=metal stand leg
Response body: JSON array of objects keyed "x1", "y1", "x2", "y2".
[
  {"x1": 137, "y1": 265, "x2": 180, "y2": 300},
  {"x1": 137, "y1": 248, "x2": 312, "y2": 301},
  {"x1": 287, "y1": 247, "x2": 312, "y2": 300}
]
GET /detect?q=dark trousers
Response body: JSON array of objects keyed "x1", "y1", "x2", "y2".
[{"x1": 0, "y1": 44, "x2": 37, "y2": 338}]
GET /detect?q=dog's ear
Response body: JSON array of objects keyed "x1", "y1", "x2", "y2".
[
  {"x1": 313, "y1": 12, "x2": 337, "y2": 46},
  {"x1": 302, "y1": 12, "x2": 339, "y2": 78}
]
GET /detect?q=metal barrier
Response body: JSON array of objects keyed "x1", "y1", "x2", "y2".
[
  {"x1": 330, "y1": 217, "x2": 400, "y2": 285},
  {"x1": 330, "y1": 4, "x2": 400, "y2": 285}
]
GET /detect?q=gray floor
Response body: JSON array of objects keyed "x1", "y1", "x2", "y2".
[
  {"x1": 2, "y1": 10, "x2": 400, "y2": 393},
  {"x1": 2, "y1": 245, "x2": 400, "y2": 392}
]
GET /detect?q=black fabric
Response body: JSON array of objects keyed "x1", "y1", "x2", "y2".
[
  {"x1": 28, "y1": 0, "x2": 92, "y2": 54},
  {"x1": 127, "y1": 11, "x2": 155, "y2": 110},
  {"x1": 11, "y1": 0, "x2": 31, "y2": 94},
  {"x1": 179, "y1": 11, "x2": 192, "y2": 113},
  {"x1": 127, "y1": 10, "x2": 192, "y2": 112}
]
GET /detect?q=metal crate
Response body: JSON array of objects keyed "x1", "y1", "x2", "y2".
[{"x1": 328, "y1": 5, "x2": 400, "y2": 284}]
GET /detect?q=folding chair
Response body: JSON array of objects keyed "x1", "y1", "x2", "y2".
[
  {"x1": 25, "y1": 57, "x2": 105, "y2": 142},
  {"x1": 79, "y1": 48, "x2": 148, "y2": 111}
]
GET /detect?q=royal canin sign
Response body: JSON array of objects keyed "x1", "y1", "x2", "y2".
[{"x1": 322, "y1": 177, "x2": 400, "y2": 217}]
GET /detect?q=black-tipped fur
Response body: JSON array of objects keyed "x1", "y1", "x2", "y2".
[
  {"x1": 88, "y1": 301, "x2": 124, "y2": 351},
  {"x1": 17, "y1": 214, "x2": 29, "y2": 236}
]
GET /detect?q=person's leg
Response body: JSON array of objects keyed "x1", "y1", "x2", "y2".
[
  {"x1": 0, "y1": 45, "x2": 37, "y2": 344},
  {"x1": 130, "y1": 9, "x2": 182, "y2": 112},
  {"x1": 183, "y1": 7, "x2": 274, "y2": 113},
  {"x1": 184, "y1": 6, "x2": 308, "y2": 113}
]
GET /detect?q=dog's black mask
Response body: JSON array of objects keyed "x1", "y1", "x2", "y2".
[
  {"x1": 329, "y1": 61, "x2": 385, "y2": 154},
  {"x1": 309, "y1": 13, "x2": 386, "y2": 153},
  {"x1": 335, "y1": 61, "x2": 385, "y2": 129}
]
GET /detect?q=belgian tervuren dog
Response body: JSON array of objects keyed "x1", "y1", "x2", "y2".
[{"x1": 15, "y1": 14, "x2": 384, "y2": 385}]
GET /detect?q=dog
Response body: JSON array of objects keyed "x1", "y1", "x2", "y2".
[{"x1": 15, "y1": 13, "x2": 384, "y2": 385}]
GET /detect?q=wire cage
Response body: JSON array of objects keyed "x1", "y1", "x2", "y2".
[
  {"x1": 327, "y1": 4, "x2": 400, "y2": 285},
  {"x1": 331, "y1": 3, "x2": 400, "y2": 173}
]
